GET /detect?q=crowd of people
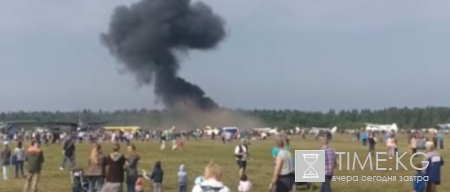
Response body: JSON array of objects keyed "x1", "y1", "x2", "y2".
[
  {"x1": 0, "y1": 128, "x2": 445, "y2": 192},
  {"x1": 354, "y1": 129, "x2": 445, "y2": 192}
]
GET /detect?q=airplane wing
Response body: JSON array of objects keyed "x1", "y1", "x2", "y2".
[
  {"x1": 5, "y1": 120, "x2": 38, "y2": 125},
  {"x1": 1, "y1": 121, "x2": 38, "y2": 133},
  {"x1": 41, "y1": 121, "x2": 78, "y2": 127}
]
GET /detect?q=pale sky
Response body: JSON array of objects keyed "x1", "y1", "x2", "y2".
[{"x1": 1, "y1": 0, "x2": 449, "y2": 112}]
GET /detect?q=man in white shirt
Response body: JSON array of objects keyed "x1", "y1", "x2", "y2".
[{"x1": 234, "y1": 139, "x2": 248, "y2": 177}]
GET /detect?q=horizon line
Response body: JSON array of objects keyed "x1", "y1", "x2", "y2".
[{"x1": 0, "y1": 105, "x2": 449, "y2": 113}]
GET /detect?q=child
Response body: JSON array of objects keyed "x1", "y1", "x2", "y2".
[
  {"x1": 136, "y1": 174, "x2": 144, "y2": 192},
  {"x1": 0, "y1": 142, "x2": 11, "y2": 180},
  {"x1": 177, "y1": 138, "x2": 184, "y2": 151},
  {"x1": 177, "y1": 164, "x2": 187, "y2": 192},
  {"x1": 160, "y1": 140, "x2": 166, "y2": 151},
  {"x1": 238, "y1": 174, "x2": 251, "y2": 192},
  {"x1": 413, "y1": 163, "x2": 425, "y2": 192},
  {"x1": 172, "y1": 140, "x2": 178, "y2": 151},
  {"x1": 144, "y1": 161, "x2": 163, "y2": 192}
]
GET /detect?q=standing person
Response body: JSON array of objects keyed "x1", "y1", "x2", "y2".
[
  {"x1": 269, "y1": 138, "x2": 294, "y2": 192},
  {"x1": 126, "y1": 144, "x2": 140, "y2": 192},
  {"x1": 410, "y1": 134, "x2": 418, "y2": 155},
  {"x1": 86, "y1": 143, "x2": 105, "y2": 192},
  {"x1": 13, "y1": 141, "x2": 25, "y2": 178},
  {"x1": 101, "y1": 143, "x2": 126, "y2": 192},
  {"x1": 320, "y1": 138, "x2": 336, "y2": 192},
  {"x1": 144, "y1": 161, "x2": 164, "y2": 192},
  {"x1": 60, "y1": 137, "x2": 76, "y2": 171},
  {"x1": 177, "y1": 164, "x2": 187, "y2": 192},
  {"x1": 437, "y1": 131, "x2": 444, "y2": 149},
  {"x1": 1, "y1": 141, "x2": 11, "y2": 180},
  {"x1": 386, "y1": 135, "x2": 397, "y2": 157},
  {"x1": 23, "y1": 140, "x2": 45, "y2": 192},
  {"x1": 367, "y1": 131, "x2": 375, "y2": 154},
  {"x1": 285, "y1": 135, "x2": 290, "y2": 147},
  {"x1": 431, "y1": 131, "x2": 438, "y2": 149},
  {"x1": 361, "y1": 131, "x2": 367, "y2": 146},
  {"x1": 234, "y1": 139, "x2": 248, "y2": 177},
  {"x1": 423, "y1": 142, "x2": 444, "y2": 192},
  {"x1": 192, "y1": 161, "x2": 230, "y2": 192}
]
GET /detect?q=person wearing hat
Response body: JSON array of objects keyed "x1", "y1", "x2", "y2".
[{"x1": 0, "y1": 141, "x2": 11, "y2": 180}]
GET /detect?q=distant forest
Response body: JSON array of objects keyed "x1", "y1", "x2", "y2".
[{"x1": 1, "y1": 107, "x2": 450, "y2": 129}]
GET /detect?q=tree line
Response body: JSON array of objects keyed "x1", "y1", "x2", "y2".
[{"x1": 1, "y1": 107, "x2": 450, "y2": 129}]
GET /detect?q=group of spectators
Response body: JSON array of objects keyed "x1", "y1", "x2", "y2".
[
  {"x1": 0, "y1": 140, "x2": 45, "y2": 192},
  {"x1": 0, "y1": 130, "x2": 445, "y2": 192}
]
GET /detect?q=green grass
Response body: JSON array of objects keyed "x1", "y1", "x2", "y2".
[{"x1": 0, "y1": 134, "x2": 448, "y2": 192}]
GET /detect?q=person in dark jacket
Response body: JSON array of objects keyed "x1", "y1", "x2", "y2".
[
  {"x1": 60, "y1": 137, "x2": 76, "y2": 171},
  {"x1": 126, "y1": 144, "x2": 140, "y2": 192},
  {"x1": 144, "y1": 161, "x2": 163, "y2": 192},
  {"x1": 1, "y1": 142, "x2": 12, "y2": 180},
  {"x1": 101, "y1": 143, "x2": 126, "y2": 192},
  {"x1": 23, "y1": 140, "x2": 45, "y2": 192},
  {"x1": 86, "y1": 143, "x2": 105, "y2": 192}
]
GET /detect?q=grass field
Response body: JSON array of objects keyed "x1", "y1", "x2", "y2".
[{"x1": 0, "y1": 134, "x2": 448, "y2": 192}]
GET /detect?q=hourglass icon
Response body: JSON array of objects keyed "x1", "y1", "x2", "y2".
[{"x1": 302, "y1": 154, "x2": 319, "y2": 178}]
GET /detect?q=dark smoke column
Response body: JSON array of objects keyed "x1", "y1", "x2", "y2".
[{"x1": 101, "y1": 0, "x2": 225, "y2": 111}]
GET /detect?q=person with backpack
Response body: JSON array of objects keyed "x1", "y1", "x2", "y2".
[
  {"x1": 234, "y1": 139, "x2": 248, "y2": 177},
  {"x1": 60, "y1": 136, "x2": 76, "y2": 171}
]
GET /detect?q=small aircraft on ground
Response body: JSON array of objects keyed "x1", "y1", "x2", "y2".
[
  {"x1": 43, "y1": 118, "x2": 108, "y2": 132},
  {"x1": 0, "y1": 120, "x2": 38, "y2": 134}
]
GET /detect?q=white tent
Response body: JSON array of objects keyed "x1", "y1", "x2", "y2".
[
  {"x1": 311, "y1": 126, "x2": 338, "y2": 134},
  {"x1": 365, "y1": 123, "x2": 398, "y2": 132}
]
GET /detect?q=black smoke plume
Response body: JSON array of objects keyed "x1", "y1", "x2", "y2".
[{"x1": 101, "y1": 0, "x2": 225, "y2": 110}]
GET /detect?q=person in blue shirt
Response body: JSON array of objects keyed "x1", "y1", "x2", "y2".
[
  {"x1": 361, "y1": 131, "x2": 367, "y2": 146},
  {"x1": 413, "y1": 163, "x2": 425, "y2": 192}
]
